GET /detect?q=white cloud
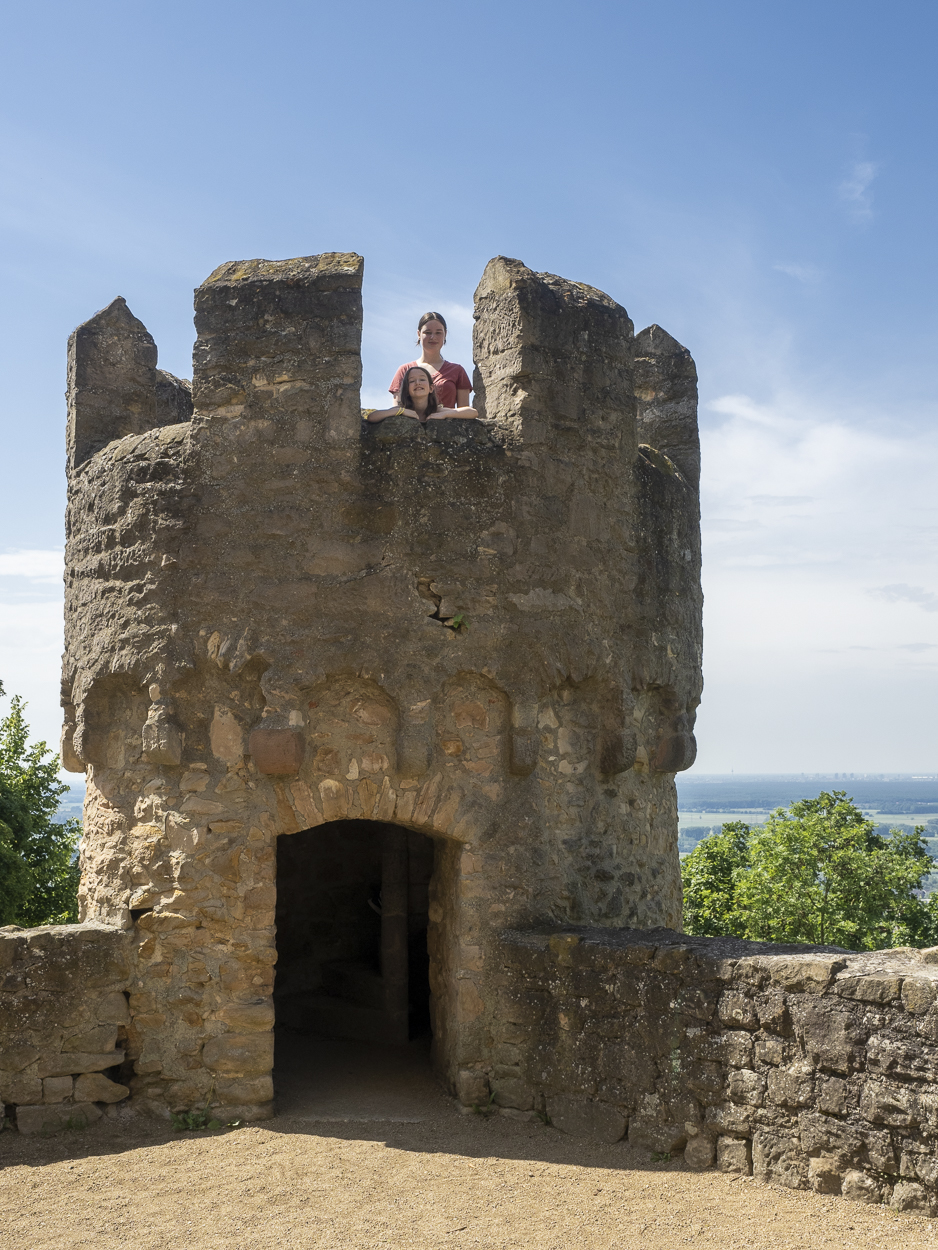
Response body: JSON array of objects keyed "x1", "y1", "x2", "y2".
[
  {"x1": 0, "y1": 548, "x2": 64, "y2": 583},
  {"x1": 869, "y1": 584, "x2": 938, "y2": 613},
  {"x1": 774, "y1": 262, "x2": 822, "y2": 284},
  {"x1": 839, "y1": 160, "x2": 877, "y2": 222},
  {"x1": 0, "y1": 597, "x2": 64, "y2": 755},
  {"x1": 694, "y1": 389, "x2": 938, "y2": 771},
  {"x1": 0, "y1": 550, "x2": 65, "y2": 755}
]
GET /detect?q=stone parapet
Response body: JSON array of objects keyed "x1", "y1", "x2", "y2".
[
  {"x1": 0, "y1": 923, "x2": 132, "y2": 1133},
  {"x1": 495, "y1": 927, "x2": 938, "y2": 1215}
]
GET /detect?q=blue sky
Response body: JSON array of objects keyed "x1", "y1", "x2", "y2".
[{"x1": 1, "y1": 0, "x2": 936, "y2": 771}]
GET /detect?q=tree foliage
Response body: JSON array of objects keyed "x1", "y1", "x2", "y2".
[
  {"x1": 682, "y1": 791, "x2": 938, "y2": 951},
  {"x1": 680, "y1": 821, "x2": 751, "y2": 939},
  {"x1": 0, "y1": 680, "x2": 80, "y2": 926}
]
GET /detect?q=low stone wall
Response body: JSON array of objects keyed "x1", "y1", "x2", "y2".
[
  {"x1": 0, "y1": 923, "x2": 132, "y2": 1133},
  {"x1": 493, "y1": 927, "x2": 938, "y2": 1215}
]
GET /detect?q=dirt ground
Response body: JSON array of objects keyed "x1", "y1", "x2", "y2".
[{"x1": 1, "y1": 1036, "x2": 936, "y2": 1250}]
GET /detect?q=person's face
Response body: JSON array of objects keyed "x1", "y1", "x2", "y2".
[
  {"x1": 418, "y1": 319, "x2": 446, "y2": 353},
  {"x1": 407, "y1": 369, "x2": 433, "y2": 403}
]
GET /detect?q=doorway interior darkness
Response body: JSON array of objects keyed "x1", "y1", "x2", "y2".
[{"x1": 274, "y1": 820, "x2": 435, "y2": 1046}]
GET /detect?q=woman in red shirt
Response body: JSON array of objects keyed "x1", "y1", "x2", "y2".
[{"x1": 387, "y1": 312, "x2": 473, "y2": 410}]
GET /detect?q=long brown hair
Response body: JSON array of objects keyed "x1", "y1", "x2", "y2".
[{"x1": 397, "y1": 365, "x2": 440, "y2": 417}]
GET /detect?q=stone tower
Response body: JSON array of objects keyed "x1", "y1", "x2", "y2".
[{"x1": 61, "y1": 254, "x2": 702, "y2": 1120}]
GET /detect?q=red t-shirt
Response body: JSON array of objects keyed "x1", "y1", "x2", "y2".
[{"x1": 389, "y1": 361, "x2": 472, "y2": 410}]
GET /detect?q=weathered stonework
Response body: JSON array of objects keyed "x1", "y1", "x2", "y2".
[
  {"x1": 55, "y1": 252, "x2": 702, "y2": 1124},
  {"x1": 0, "y1": 923, "x2": 132, "y2": 1132},
  {"x1": 497, "y1": 929, "x2": 938, "y2": 1214}
]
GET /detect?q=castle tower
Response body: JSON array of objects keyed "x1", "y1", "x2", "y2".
[{"x1": 62, "y1": 254, "x2": 702, "y2": 1120}]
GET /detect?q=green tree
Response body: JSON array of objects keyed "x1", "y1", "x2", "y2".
[
  {"x1": 682, "y1": 791, "x2": 938, "y2": 951},
  {"x1": 0, "y1": 680, "x2": 81, "y2": 926},
  {"x1": 681, "y1": 821, "x2": 751, "y2": 938}
]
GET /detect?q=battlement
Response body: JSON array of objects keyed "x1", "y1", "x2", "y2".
[{"x1": 59, "y1": 252, "x2": 702, "y2": 1119}]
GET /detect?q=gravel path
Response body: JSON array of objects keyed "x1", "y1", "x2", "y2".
[{"x1": 1, "y1": 1036, "x2": 935, "y2": 1249}]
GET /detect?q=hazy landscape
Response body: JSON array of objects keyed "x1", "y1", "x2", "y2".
[{"x1": 676, "y1": 773, "x2": 938, "y2": 843}]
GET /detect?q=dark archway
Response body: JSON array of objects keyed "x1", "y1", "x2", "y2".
[{"x1": 273, "y1": 820, "x2": 435, "y2": 1048}]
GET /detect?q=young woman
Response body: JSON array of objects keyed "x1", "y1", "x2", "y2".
[
  {"x1": 388, "y1": 312, "x2": 472, "y2": 410},
  {"x1": 364, "y1": 365, "x2": 477, "y2": 424}
]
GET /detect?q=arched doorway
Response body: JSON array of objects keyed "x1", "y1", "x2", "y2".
[{"x1": 273, "y1": 820, "x2": 436, "y2": 1100}]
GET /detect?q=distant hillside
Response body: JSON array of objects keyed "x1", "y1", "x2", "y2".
[
  {"x1": 677, "y1": 773, "x2": 938, "y2": 813},
  {"x1": 56, "y1": 783, "x2": 85, "y2": 822}
]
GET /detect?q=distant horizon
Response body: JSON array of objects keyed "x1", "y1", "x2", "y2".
[{"x1": 680, "y1": 771, "x2": 938, "y2": 780}]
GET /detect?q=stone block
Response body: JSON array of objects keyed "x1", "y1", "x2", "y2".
[
  {"x1": 891, "y1": 1181, "x2": 931, "y2": 1213},
  {"x1": 799, "y1": 1003, "x2": 865, "y2": 1074},
  {"x1": 704, "y1": 1103, "x2": 752, "y2": 1137},
  {"x1": 248, "y1": 728, "x2": 304, "y2": 775},
  {"x1": 142, "y1": 707, "x2": 183, "y2": 765},
  {"x1": 491, "y1": 1078, "x2": 534, "y2": 1111},
  {"x1": 216, "y1": 1002, "x2": 274, "y2": 1031},
  {"x1": 456, "y1": 1069, "x2": 490, "y2": 1106},
  {"x1": 727, "y1": 1069, "x2": 765, "y2": 1107},
  {"x1": 755, "y1": 1034, "x2": 784, "y2": 1065},
  {"x1": 95, "y1": 991, "x2": 131, "y2": 1025},
  {"x1": 752, "y1": 997, "x2": 787, "y2": 1040},
  {"x1": 717, "y1": 1136, "x2": 751, "y2": 1175},
  {"x1": 902, "y1": 977, "x2": 937, "y2": 1014},
  {"x1": 74, "y1": 1072, "x2": 130, "y2": 1103},
  {"x1": 0, "y1": 1074, "x2": 42, "y2": 1104},
  {"x1": 62, "y1": 1025, "x2": 118, "y2": 1053},
  {"x1": 546, "y1": 1095, "x2": 626, "y2": 1143},
  {"x1": 684, "y1": 1133, "x2": 715, "y2": 1170},
  {"x1": 834, "y1": 975, "x2": 902, "y2": 1004},
  {"x1": 718, "y1": 993, "x2": 758, "y2": 1030},
  {"x1": 38, "y1": 1051, "x2": 123, "y2": 1078},
  {"x1": 214, "y1": 1076, "x2": 274, "y2": 1106},
  {"x1": 653, "y1": 945, "x2": 695, "y2": 974},
  {"x1": 0, "y1": 1040, "x2": 39, "y2": 1071},
  {"x1": 766, "y1": 1063, "x2": 814, "y2": 1108},
  {"x1": 808, "y1": 1155, "x2": 843, "y2": 1194},
  {"x1": 210, "y1": 706, "x2": 245, "y2": 764},
  {"x1": 201, "y1": 1032, "x2": 274, "y2": 1076},
  {"x1": 797, "y1": 1111, "x2": 862, "y2": 1165},
  {"x1": 841, "y1": 1169, "x2": 883, "y2": 1204},
  {"x1": 866, "y1": 1032, "x2": 936, "y2": 1080},
  {"x1": 43, "y1": 1076, "x2": 74, "y2": 1103},
  {"x1": 16, "y1": 1102, "x2": 103, "y2": 1135},
  {"x1": 764, "y1": 957, "x2": 845, "y2": 994},
  {"x1": 859, "y1": 1080, "x2": 918, "y2": 1128},
  {"x1": 752, "y1": 1130, "x2": 805, "y2": 1189},
  {"x1": 685, "y1": 1060, "x2": 724, "y2": 1103},
  {"x1": 627, "y1": 1117, "x2": 687, "y2": 1153},
  {"x1": 508, "y1": 728, "x2": 538, "y2": 776},
  {"x1": 723, "y1": 1031, "x2": 754, "y2": 1067},
  {"x1": 817, "y1": 1077, "x2": 848, "y2": 1116}
]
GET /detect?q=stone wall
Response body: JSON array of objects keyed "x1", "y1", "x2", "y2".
[
  {"x1": 0, "y1": 923, "x2": 132, "y2": 1133},
  {"x1": 493, "y1": 927, "x2": 938, "y2": 1215}
]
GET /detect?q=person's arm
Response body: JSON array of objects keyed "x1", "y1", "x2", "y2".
[
  {"x1": 456, "y1": 388, "x2": 471, "y2": 407},
  {"x1": 363, "y1": 405, "x2": 406, "y2": 423},
  {"x1": 436, "y1": 405, "x2": 478, "y2": 420}
]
